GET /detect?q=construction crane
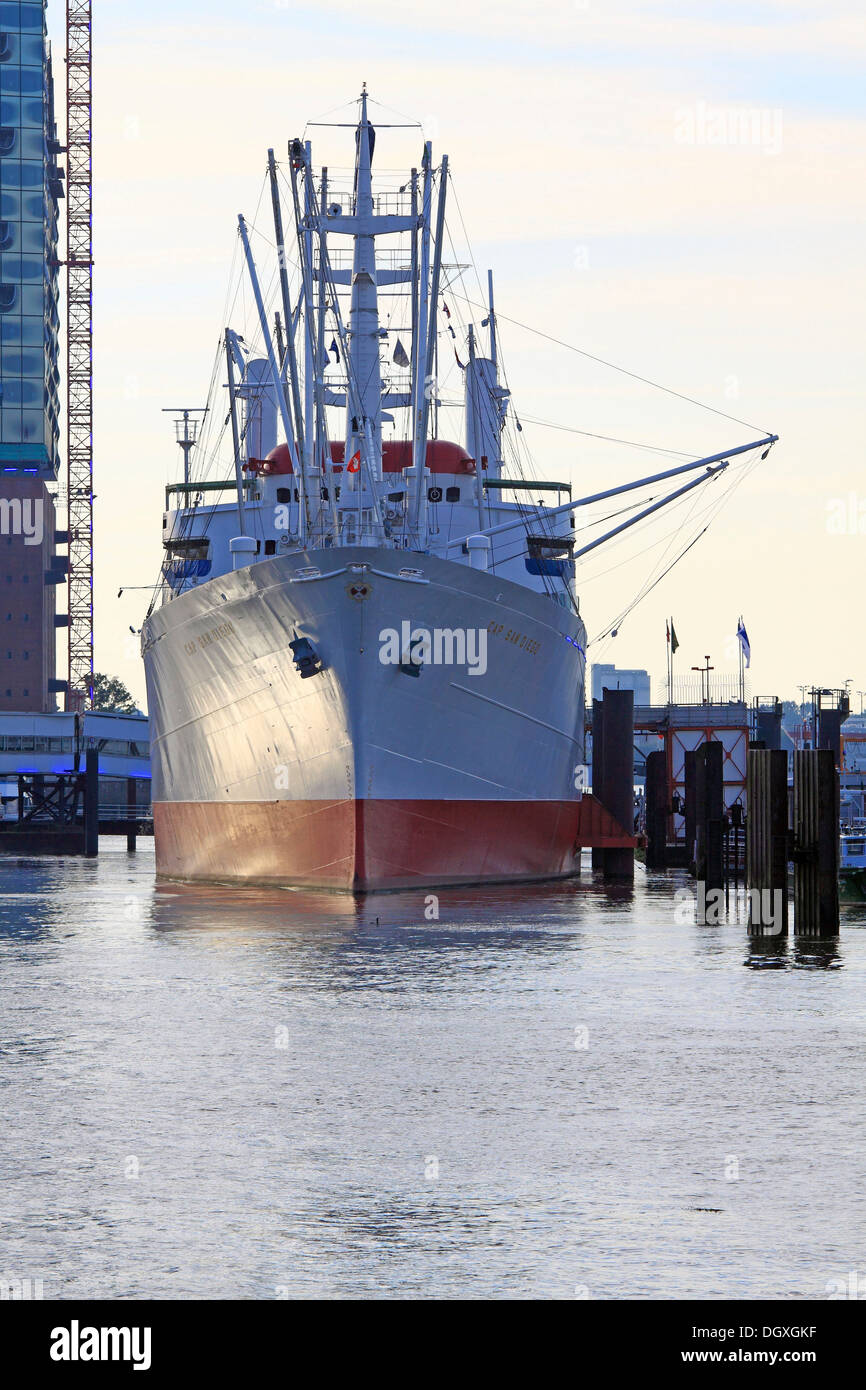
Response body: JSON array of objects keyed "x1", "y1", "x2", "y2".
[{"x1": 65, "y1": 0, "x2": 93, "y2": 708}]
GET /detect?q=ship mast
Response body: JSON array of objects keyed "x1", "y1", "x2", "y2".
[
  {"x1": 300, "y1": 89, "x2": 428, "y2": 546},
  {"x1": 345, "y1": 89, "x2": 383, "y2": 483}
]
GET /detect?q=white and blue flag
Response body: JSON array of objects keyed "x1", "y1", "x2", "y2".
[{"x1": 736, "y1": 618, "x2": 751, "y2": 669}]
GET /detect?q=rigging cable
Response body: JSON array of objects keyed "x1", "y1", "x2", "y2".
[{"x1": 446, "y1": 288, "x2": 773, "y2": 436}]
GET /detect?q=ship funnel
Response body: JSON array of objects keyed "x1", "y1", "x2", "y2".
[{"x1": 239, "y1": 358, "x2": 277, "y2": 463}]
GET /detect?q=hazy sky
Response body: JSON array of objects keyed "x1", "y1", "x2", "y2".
[{"x1": 46, "y1": 0, "x2": 865, "y2": 708}]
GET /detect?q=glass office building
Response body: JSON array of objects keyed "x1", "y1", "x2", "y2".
[
  {"x1": 0, "y1": 0, "x2": 62, "y2": 479},
  {"x1": 0, "y1": 1, "x2": 62, "y2": 711}
]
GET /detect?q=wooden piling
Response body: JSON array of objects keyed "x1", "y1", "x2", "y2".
[
  {"x1": 84, "y1": 748, "x2": 99, "y2": 859},
  {"x1": 126, "y1": 777, "x2": 137, "y2": 852},
  {"x1": 816, "y1": 708, "x2": 844, "y2": 767},
  {"x1": 601, "y1": 688, "x2": 635, "y2": 880},
  {"x1": 684, "y1": 749, "x2": 697, "y2": 873},
  {"x1": 591, "y1": 697, "x2": 605, "y2": 871},
  {"x1": 694, "y1": 740, "x2": 724, "y2": 891},
  {"x1": 645, "y1": 749, "x2": 668, "y2": 869},
  {"x1": 793, "y1": 749, "x2": 839, "y2": 934},
  {"x1": 755, "y1": 701, "x2": 783, "y2": 751},
  {"x1": 746, "y1": 748, "x2": 789, "y2": 934}
]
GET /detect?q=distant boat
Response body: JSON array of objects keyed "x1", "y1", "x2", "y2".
[{"x1": 840, "y1": 831, "x2": 866, "y2": 903}]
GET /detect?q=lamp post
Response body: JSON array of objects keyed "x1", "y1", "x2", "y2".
[{"x1": 691, "y1": 655, "x2": 714, "y2": 705}]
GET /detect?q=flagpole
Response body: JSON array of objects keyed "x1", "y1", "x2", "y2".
[
  {"x1": 669, "y1": 617, "x2": 675, "y2": 705},
  {"x1": 738, "y1": 614, "x2": 745, "y2": 704},
  {"x1": 667, "y1": 619, "x2": 671, "y2": 705},
  {"x1": 667, "y1": 619, "x2": 675, "y2": 706}
]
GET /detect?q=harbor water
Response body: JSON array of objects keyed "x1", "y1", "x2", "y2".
[{"x1": 2, "y1": 840, "x2": 865, "y2": 1300}]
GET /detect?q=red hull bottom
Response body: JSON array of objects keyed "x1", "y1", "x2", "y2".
[{"x1": 153, "y1": 797, "x2": 634, "y2": 892}]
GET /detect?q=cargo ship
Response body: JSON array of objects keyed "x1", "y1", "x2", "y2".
[{"x1": 141, "y1": 90, "x2": 775, "y2": 890}]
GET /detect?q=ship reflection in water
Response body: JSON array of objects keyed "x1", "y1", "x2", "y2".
[{"x1": 1, "y1": 840, "x2": 864, "y2": 1300}]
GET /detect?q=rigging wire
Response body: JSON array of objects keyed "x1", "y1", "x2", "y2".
[
  {"x1": 587, "y1": 441, "x2": 766, "y2": 649},
  {"x1": 445, "y1": 288, "x2": 773, "y2": 436},
  {"x1": 589, "y1": 526, "x2": 711, "y2": 646},
  {"x1": 515, "y1": 414, "x2": 695, "y2": 459}
]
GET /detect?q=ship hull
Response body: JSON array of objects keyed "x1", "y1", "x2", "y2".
[
  {"x1": 152, "y1": 796, "x2": 592, "y2": 891},
  {"x1": 142, "y1": 545, "x2": 595, "y2": 891}
]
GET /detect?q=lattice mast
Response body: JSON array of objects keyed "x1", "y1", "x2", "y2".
[{"x1": 65, "y1": 0, "x2": 93, "y2": 706}]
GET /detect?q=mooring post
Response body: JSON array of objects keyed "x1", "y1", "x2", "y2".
[
  {"x1": 645, "y1": 749, "x2": 668, "y2": 868},
  {"x1": 126, "y1": 776, "x2": 137, "y2": 853},
  {"x1": 684, "y1": 748, "x2": 697, "y2": 874},
  {"x1": 601, "y1": 687, "x2": 635, "y2": 880},
  {"x1": 817, "y1": 706, "x2": 845, "y2": 767},
  {"x1": 694, "y1": 740, "x2": 724, "y2": 892},
  {"x1": 591, "y1": 697, "x2": 606, "y2": 871},
  {"x1": 84, "y1": 747, "x2": 99, "y2": 859},
  {"x1": 746, "y1": 748, "x2": 789, "y2": 935},
  {"x1": 793, "y1": 749, "x2": 839, "y2": 935},
  {"x1": 755, "y1": 700, "x2": 783, "y2": 750}
]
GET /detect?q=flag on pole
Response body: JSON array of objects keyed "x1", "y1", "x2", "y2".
[
  {"x1": 346, "y1": 451, "x2": 361, "y2": 473},
  {"x1": 329, "y1": 338, "x2": 340, "y2": 364},
  {"x1": 393, "y1": 338, "x2": 410, "y2": 368},
  {"x1": 666, "y1": 619, "x2": 679, "y2": 703},
  {"x1": 736, "y1": 618, "x2": 751, "y2": 668}
]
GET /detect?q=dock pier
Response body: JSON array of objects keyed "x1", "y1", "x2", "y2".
[
  {"x1": 606, "y1": 693, "x2": 845, "y2": 936},
  {"x1": 0, "y1": 710, "x2": 152, "y2": 857}
]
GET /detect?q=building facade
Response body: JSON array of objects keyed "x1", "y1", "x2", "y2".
[
  {"x1": 591, "y1": 663, "x2": 651, "y2": 706},
  {"x1": 0, "y1": 0, "x2": 63, "y2": 710}
]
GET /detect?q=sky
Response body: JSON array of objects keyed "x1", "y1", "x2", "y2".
[{"x1": 45, "y1": 0, "x2": 866, "y2": 709}]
